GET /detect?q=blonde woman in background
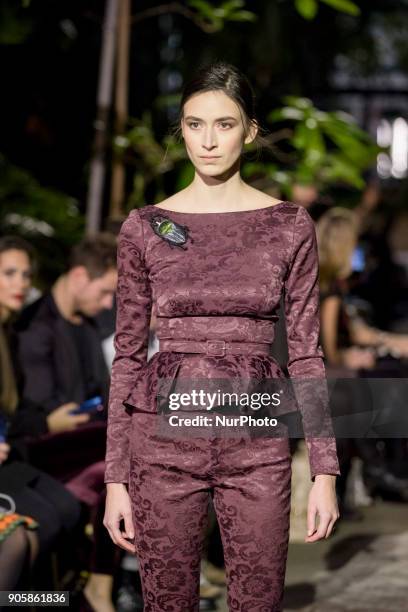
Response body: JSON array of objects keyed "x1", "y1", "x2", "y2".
[
  {"x1": 316, "y1": 207, "x2": 408, "y2": 367},
  {"x1": 316, "y1": 208, "x2": 408, "y2": 515}
]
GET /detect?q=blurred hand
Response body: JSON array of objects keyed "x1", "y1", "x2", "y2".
[
  {"x1": 382, "y1": 335, "x2": 408, "y2": 358},
  {"x1": 0, "y1": 442, "x2": 10, "y2": 465},
  {"x1": 342, "y1": 347, "x2": 376, "y2": 370},
  {"x1": 46, "y1": 403, "x2": 90, "y2": 433},
  {"x1": 305, "y1": 475, "x2": 339, "y2": 542},
  {"x1": 104, "y1": 483, "x2": 136, "y2": 554}
]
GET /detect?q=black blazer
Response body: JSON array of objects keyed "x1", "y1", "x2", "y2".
[{"x1": 14, "y1": 292, "x2": 110, "y2": 414}]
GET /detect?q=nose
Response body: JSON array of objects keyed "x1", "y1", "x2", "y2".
[
  {"x1": 102, "y1": 294, "x2": 114, "y2": 310},
  {"x1": 15, "y1": 275, "x2": 30, "y2": 291},
  {"x1": 202, "y1": 126, "x2": 217, "y2": 151}
]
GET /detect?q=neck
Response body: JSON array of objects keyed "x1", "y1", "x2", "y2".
[
  {"x1": 52, "y1": 275, "x2": 83, "y2": 324},
  {"x1": 187, "y1": 163, "x2": 250, "y2": 210}
]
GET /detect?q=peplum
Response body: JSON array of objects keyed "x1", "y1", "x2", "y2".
[{"x1": 104, "y1": 200, "x2": 340, "y2": 485}]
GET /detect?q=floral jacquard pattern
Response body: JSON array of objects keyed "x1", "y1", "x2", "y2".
[{"x1": 104, "y1": 201, "x2": 341, "y2": 611}]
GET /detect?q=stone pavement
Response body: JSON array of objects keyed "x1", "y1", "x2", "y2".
[{"x1": 215, "y1": 500, "x2": 408, "y2": 611}]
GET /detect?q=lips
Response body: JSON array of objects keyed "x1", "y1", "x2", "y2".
[{"x1": 200, "y1": 156, "x2": 220, "y2": 160}]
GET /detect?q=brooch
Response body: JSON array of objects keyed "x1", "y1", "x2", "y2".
[{"x1": 149, "y1": 214, "x2": 192, "y2": 250}]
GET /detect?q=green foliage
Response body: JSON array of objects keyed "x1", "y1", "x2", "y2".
[
  {"x1": 295, "y1": 0, "x2": 319, "y2": 20},
  {"x1": 266, "y1": 96, "x2": 383, "y2": 194},
  {"x1": 0, "y1": 155, "x2": 84, "y2": 286},
  {"x1": 0, "y1": 1, "x2": 34, "y2": 44},
  {"x1": 120, "y1": 95, "x2": 381, "y2": 208},
  {"x1": 187, "y1": 0, "x2": 257, "y2": 31},
  {"x1": 294, "y1": 0, "x2": 360, "y2": 20},
  {"x1": 113, "y1": 111, "x2": 189, "y2": 211},
  {"x1": 320, "y1": 0, "x2": 360, "y2": 16}
]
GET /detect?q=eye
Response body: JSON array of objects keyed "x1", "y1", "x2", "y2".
[
  {"x1": 188, "y1": 121, "x2": 200, "y2": 129},
  {"x1": 219, "y1": 122, "x2": 233, "y2": 129}
]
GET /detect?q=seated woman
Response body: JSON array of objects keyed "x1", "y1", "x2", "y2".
[
  {"x1": 0, "y1": 236, "x2": 81, "y2": 583},
  {"x1": 0, "y1": 446, "x2": 36, "y2": 591},
  {"x1": 0, "y1": 235, "x2": 120, "y2": 611},
  {"x1": 316, "y1": 208, "x2": 408, "y2": 512}
]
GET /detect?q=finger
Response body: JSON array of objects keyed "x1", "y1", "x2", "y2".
[
  {"x1": 111, "y1": 524, "x2": 136, "y2": 553},
  {"x1": 63, "y1": 403, "x2": 79, "y2": 412},
  {"x1": 306, "y1": 514, "x2": 331, "y2": 542},
  {"x1": 306, "y1": 505, "x2": 317, "y2": 537},
  {"x1": 123, "y1": 512, "x2": 135, "y2": 541},
  {"x1": 74, "y1": 414, "x2": 91, "y2": 424},
  {"x1": 324, "y1": 515, "x2": 339, "y2": 539}
]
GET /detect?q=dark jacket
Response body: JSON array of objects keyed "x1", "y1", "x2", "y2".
[
  {"x1": 0, "y1": 323, "x2": 52, "y2": 492},
  {"x1": 15, "y1": 292, "x2": 110, "y2": 414}
]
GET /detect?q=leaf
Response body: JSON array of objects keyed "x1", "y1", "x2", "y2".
[
  {"x1": 282, "y1": 95, "x2": 313, "y2": 110},
  {"x1": 295, "y1": 0, "x2": 318, "y2": 20},
  {"x1": 225, "y1": 10, "x2": 257, "y2": 22},
  {"x1": 268, "y1": 107, "x2": 304, "y2": 122},
  {"x1": 175, "y1": 161, "x2": 195, "y2": 191},
  {"x1": 220, "y1": 0, "x2": 245, "y2": 11},
  {"x1": 319, "y1": 0, "x2": 361, "y2": 16},
  {"x1": 321, "y1": 153, "x2": 365, "y2": 188},
  {"x1": 187, "y1": 0, "x2": 217, "y2": 19}
]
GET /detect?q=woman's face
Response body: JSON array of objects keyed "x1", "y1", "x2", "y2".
[
  {"x1": 181, "y1": 90, "x2": 257, "y2": 177},
  {"x1": 0, "y1": 249, "x2": 32, "y2": 317}
]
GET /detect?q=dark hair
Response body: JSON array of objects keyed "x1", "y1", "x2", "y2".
[
  {"x1": 0, "y1": 235, "x2": 38, "y2": 276},
  {"x1": 170, "y1": 61, "x2": 272, "y2": 158},
  {"x1": 0, "y1": 236, "x2": 36, "y2": 415},
  {"x1": 68, "y1": 232, "x2": 117, "y2": 279}
]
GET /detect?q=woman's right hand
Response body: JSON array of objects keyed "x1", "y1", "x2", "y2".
[
  {"x1": 104, "y1": 483, "x2": 136, "y2": 553},
  {"x1": 341, "y1": 346, "x2": 376, "y2": 370},
  {"x1": 0, "y1": 442, "x2": 10, "y2": 465}
]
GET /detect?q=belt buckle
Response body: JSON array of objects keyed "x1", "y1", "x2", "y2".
[{"x1": 206, "y1": 339, "x2": 226, "y2": 356}]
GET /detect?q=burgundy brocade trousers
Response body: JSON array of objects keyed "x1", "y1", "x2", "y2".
[{"x1": 129, "y1": 413, "x2": 292, "y2": 612}]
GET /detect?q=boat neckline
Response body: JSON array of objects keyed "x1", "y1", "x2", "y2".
[{"x1": 148, "y1": 200, "x2": 288, "y2": 215}]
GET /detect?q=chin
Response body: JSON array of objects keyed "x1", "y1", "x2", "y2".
[
  {"x1": 10, "y1": 301, "x2": 24, "y2": 313},
  {"x1": 199, "y1": 164, "x2": 230, "y2": 176}
]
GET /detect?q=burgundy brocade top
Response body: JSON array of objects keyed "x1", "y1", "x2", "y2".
[{"x1": 104, "y1": 200, "x2": 341, "y2": 484}]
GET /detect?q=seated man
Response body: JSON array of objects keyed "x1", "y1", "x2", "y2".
[{"x1": 15, "y1": 233, "x2": 117, "y2": 434}]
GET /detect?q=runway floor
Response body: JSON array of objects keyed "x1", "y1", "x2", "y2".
[{"x1": 215, "y1": 499, "x2": 408, "y2": 611}]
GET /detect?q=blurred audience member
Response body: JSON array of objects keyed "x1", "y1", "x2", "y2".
[
  {"x1": 1, "y1": 235, "x2": 121, "y2": 611},
  {"x1": 15, "y1": 234, "x2": 117, "y2": 416},
  {"x1": 0, "y1": 235, "x2": 81, "y2": 581},
  {"x1": 316, "y1": 208, "x2": 408, "y2": 514}
]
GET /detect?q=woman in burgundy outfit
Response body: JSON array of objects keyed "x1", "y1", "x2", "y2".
[{"x1": 104, "y1": 62, "x2": 340, "y2": 612}]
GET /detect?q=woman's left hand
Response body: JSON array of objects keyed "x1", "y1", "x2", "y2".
[
  {"x1": 0, "y1": 442, "x2": 10, "y2": 465},
  {"x1": 305, "y1": 474, "x2": 339, "y2": 542}
]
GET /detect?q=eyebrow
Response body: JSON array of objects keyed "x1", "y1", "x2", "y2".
[{"x1": 184, "y1": 115, "x2": 238, "y2": 122}]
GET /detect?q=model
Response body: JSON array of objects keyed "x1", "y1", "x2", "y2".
[{"x1": 104, "y1": 61, "x2": 341, "y2": 612}]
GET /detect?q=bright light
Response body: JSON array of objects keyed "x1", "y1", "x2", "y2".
[
  {"x1": 377, "y1": 117, "x2": 408, "y2": 179},
  {"x1": 391, "y1": 117, "x2": 408, "y2": 178}
]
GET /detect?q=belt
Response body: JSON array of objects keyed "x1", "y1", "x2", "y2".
[{"x1": 159, "y1": 339, "x2": 271, "y2": 357}]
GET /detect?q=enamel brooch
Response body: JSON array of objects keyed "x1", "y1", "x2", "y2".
[{"x1": 149, "y1": 214, "x2": 191, "y2": 250}]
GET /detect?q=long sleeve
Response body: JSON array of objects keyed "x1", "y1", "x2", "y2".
[
  {"x1": 17, "y1": 321, "x2": 66, "y2": 412},
  {"x1": 104, "y1": 209, "x2": 152, "y2": 484},
  {"x1": 283, "y1": 205, "x2": 340, "y2": 482}
]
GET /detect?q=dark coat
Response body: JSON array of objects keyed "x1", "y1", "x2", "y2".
[{"x1": 14, "y1": 292, "x2": 110, "y2": 414}]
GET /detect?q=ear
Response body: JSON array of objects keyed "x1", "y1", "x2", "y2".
[
  {"x1": 244, "y1": 120, "x2": 259, "y2": 145},
  {"x1": 69, "y1": 265, "x2": 90, "y2": 287}
]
